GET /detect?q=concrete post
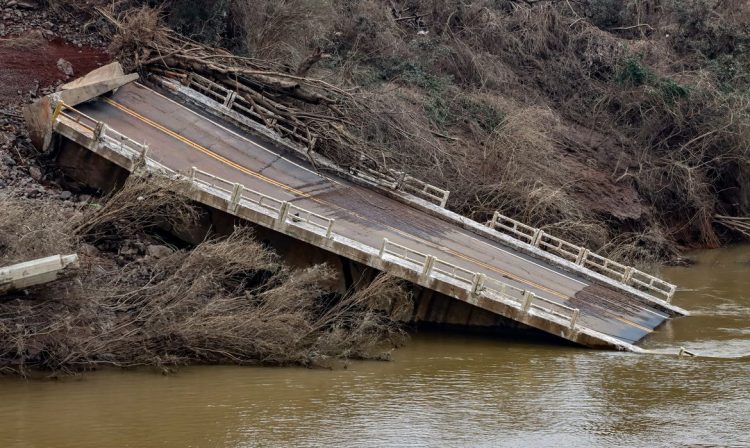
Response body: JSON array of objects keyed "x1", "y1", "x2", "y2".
[
  {"x1": 488, "y1": 211, "x2": 499, "y2": 228},
  {"x1": 522, "y1": 291, "x2": 534, "y2": 313},
  {"x1": 325, "y1": 220, "x2": 334, "y2": 239},
  {"x1": 230, "y1": 183, "x2": 243, "y2": 211},
  {"x1": 277, "y1": 202, "x2": 291, "y2": 227},
  {"x1": 395, "y1": 171, "x2": 407, "y2": 190},
  {"x1": 622, "y1": 267, "x2": 634, "y2": 284},
  {"x1": 531, "y1": 229, "x2": 543, "y2": 247},
  {"x1": 189, "y1": 166, "x2": 197, "y2": 183},
  {"x1": 575, "y1": 246, "x2": 586, "y2": 264},
  {"x1": 569, "y1": 309, "x2": 580, "y2": 331},
  {"x1": 471, "y1": 272, "x2": 486, "y2": 295},
  {"x1": 223, "y1": 91, "x2": 237, "y2": 109},
  {"x1": 379, "y1": 238, "x2": 389, "y2": 259},
  {"x1": 93, "y1": 121, "x2": 105, "y2": 141},
  {"x1": 420, "y1": 255, "x2": 436, "y2": 278},
  {"x1": 439, "y1": 191, "x2": 449, "y2": 208},
  {"x1": 576, "y1": 248, "x2": 589, "y2": 266},
  {"x1": 51, "y1": 101, "x2": 64, "y2": 124},
  {"x1": 667, "y1": 285, "x2": 677, "y2": 303}
]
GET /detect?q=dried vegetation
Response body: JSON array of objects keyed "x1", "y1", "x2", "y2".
[
  {"x1": 62, "y1": 0, "x2": 749, "y2": 264},
  {"x1": 0, "y1": 177, "x2": 411, "y2": 376}
]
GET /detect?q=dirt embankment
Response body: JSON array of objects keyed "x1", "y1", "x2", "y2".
[
  {"x1": 0, "y1": 35, "x2": 110, "y2": 99},
  {"x1": 0, "y1": 1, "x2": 110, "y2": 200}
]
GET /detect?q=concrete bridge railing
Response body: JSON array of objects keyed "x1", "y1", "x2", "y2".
[
  {"x1": 379, "y1": 239, "x2": 581, "y2": 331},
  {"x1": 487, "y1": 212, "x2": 677, "y2": 302},
  {"x1": 178, "y1": 73, "x2": 452, "y2": 209},
  {"x1": 185, "y1": 166, "x2": 580, "y2": 332}
]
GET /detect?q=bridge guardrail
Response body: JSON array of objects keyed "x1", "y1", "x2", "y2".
[
  {"x1": 377, "y1": 240, "x2": 580, "y2": 330},
  {"x1": 187, "y1": 73, "x2": 313, "y2": 146},
  {"x1": 54, "y1": 103, "x2": 151, "y2": 158},
  {"x1": 52, "y1": 102, "x2": 584, "y2": 333},
  {"x1": 480, "y1": 276, "x2": 580, "y2": 328},
  {"x1": 179, "y1": 73, "x2": 450, "y2": 208},
  {"x1": 387, "y1": 169, "x2": 450, "y2": 208},
  {"x1": 487, "y1": 211, "x2": 677, "y2": 302}
]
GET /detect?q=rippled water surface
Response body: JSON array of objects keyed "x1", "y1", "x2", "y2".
[{"x1": 1, "y1": 246, "x2": 749, "y2": 447}]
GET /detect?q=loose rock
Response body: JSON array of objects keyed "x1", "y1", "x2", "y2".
[
  {"x1": 56, "y1": 58, "x2": 74, "y2": 77},
  {"x1": 147, "y1": 244, "x2": 174, "y2": 259}
]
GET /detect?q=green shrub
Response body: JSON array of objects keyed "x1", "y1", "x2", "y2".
[
  {"x1": 616, "y1": 56, "x2": 689, "y2": 103},
  {"x1": 616, "y1": 57, "x2": 655, "y2": 87}
]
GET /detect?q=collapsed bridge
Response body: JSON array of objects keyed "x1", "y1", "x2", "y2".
[{"x1": 26, "y1": 63, "x2": 688, "y2": 352}]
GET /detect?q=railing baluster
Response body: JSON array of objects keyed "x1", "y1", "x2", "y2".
[
  {"x1": 379, "y1": 238, "x2": 388, "y2": 259},
  {"x1": 522, "y1": 291, "x2": 534, "y2": 313}
]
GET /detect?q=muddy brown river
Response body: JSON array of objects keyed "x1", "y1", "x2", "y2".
[{"x1": 1, "y1": 246, "x2": 749, "y2": 447}]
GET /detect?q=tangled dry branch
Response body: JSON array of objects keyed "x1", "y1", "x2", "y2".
[{"x1": 0, "y1": 177, "x2": 411, "y2": 376}]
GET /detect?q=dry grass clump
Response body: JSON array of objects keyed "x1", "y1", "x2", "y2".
[
  {"x1": 107, "y1": 5, "x2": 161, "y2": 62},
  {"x1": 0, "y1": 177, "x2": 411, "y2": 376},
  {"x1": 598, "y1": 227, "x2": 679, "y2": 271},
  {"x1": 228, "y1": 0, "x2": 335, "y2": 66},
  {"x1": 0, "y1": 193, "x2": 78, "y2": 265},
  {"x1": 73, "y1": 173, "x2": 199, "y2": 242}
]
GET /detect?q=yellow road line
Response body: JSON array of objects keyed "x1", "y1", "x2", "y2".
[{"x1": 100, "y1": 98, "x2": 653, "y2": 334}]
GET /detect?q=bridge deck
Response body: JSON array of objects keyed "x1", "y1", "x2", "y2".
[{"x1": 74, "y1": 82, "x2": 670, "y2": 346}]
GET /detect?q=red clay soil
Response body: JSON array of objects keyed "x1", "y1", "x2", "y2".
[{"x1": 0, "y1": 34, "x2": 110, "y2": 101}]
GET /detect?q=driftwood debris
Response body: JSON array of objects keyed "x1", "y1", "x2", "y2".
[
  {"x1": 94, "y1": 5, "x2": 386, "y2": 171},
  {"x1": 715, "y1": 215, "x2": 750, "y2": 239}
]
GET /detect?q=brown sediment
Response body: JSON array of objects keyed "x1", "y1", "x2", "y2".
[{"x1": 0, "y1": 34, "x2": 110, "y2": 100}]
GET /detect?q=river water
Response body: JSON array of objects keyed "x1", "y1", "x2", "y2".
[{"x1": 1, "y1": 246, "x2": 749, "y2": 447}]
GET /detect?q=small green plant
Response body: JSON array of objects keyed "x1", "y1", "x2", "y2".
[
  {"x1": 616, "y1": 56, "x2": 690, "y2": 103},
  {"x1": 659, "y1": 79, "x2": 690, "y2": 102},
  {"x1": 616, "y1": 57, "x2": 655, "y2": 87}
]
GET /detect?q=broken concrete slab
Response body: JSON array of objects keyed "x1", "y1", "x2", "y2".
[
  {"x1": 0, "y1": 254, "x2": 80, "y2": 294},
  {"x1": 24, "y1": 62, "x2": 138, "y2": 152}
]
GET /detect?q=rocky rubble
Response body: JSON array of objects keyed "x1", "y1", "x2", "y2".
[
  {"x1": 0, "y1": 0, "x2": 108, "y2": 48},
  {"x1": 0, "y1": 0, "x2": 111, "y2": 201}
]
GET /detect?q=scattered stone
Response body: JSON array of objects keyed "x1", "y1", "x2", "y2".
[
  {"x1": 7, "y1": 0, "x2": 41, "y2": 9},
  {"x1": 59, "y1": 190, "x2": 72, "y2": 200},
  {"x1": 120, "y1": 246, "x2": 138, "y2": 256},
  {"x1": 56, "y1": 58, "x2": 74, "y2": 77},
  {"x1": 28, "y1": 165, "x2": 42, "y2": 181},
  {"x1": 78, "y1": 194, "x2": 92, "y2": 203},
  {"x1": 146, "y1": 244, "x2": 174, "y2": 259},
  {"x1": 79, "y1": 243, "x2": 99, "y2": 257}
]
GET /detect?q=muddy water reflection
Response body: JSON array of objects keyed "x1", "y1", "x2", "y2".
[{"x1": 1, "y1": 246, "x2": 749, "y2": 447}]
